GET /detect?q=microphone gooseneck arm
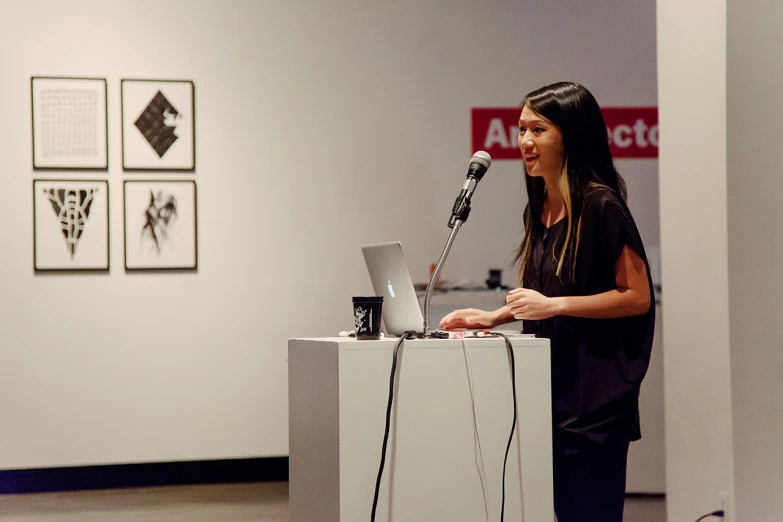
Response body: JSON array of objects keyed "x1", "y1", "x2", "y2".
[
  {"x1": 422, "y1": 215, "x2": 466, "y2": 337},
  {"x1": 421, "y1": 150, "x2": 490, "y2": 338}
]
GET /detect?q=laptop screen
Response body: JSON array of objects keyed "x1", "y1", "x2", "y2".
[{"x1": 361, "y1": 241, "x2": 424, "y2": 336}]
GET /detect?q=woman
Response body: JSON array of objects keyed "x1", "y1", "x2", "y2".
[{"x1": 440, "y1": 82, "x2": 655, "y2": 522}]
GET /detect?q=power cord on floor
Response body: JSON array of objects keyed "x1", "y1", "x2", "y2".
[{"x1": 695, "y1": 510, "x2": 725, "y2": 521}]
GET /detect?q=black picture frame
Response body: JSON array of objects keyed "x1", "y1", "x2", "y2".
[
  {"x1": 123, "y1": 180, "x2": 198, "y2": 272},
  {"x1": 33, "y1": 179, "x2": 110, "y2": 273},
  {"x1": 121, "y1": 79, "x2": 196, "y2": 172},
  {"x1": 31, "y1": 76, "x2": 109, "y2": 171}
]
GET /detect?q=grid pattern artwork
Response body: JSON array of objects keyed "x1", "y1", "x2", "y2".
[
  {"x1": 40, "y1": 88, "x2": 98, "y2": 158},
  {"x1": 31, "y1": 77, "x2": 108, "y2": 170}
]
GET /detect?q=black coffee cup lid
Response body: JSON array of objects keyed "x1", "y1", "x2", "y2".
[{"x1": 352, "y1": 296, "x2": 383, "y2": 303}]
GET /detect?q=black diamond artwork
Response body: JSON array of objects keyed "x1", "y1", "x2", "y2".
[{"x1": 134, "y1": 91, "x2": 180, "y2": 158}]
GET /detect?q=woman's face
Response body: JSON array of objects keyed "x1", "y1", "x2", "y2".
[{"x1": 518, "y1": 104, "x2": 564, "y2": 180}]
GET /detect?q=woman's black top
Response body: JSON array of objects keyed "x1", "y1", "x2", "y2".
[{"x1": 522, "y1": 187, "x2": 655, "y2": 451}]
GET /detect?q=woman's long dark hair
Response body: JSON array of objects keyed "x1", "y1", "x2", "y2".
[{"x1": 514, "y1": 81, "x2": 627, "y2": 283}]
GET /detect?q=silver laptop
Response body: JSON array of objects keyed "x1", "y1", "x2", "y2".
[{"x1": 361, "y1": 241, "x2": 424, "y2": 336}]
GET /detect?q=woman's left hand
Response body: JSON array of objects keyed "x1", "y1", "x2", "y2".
[{"x1": 506, "y1": 288, "x2": 560, "y2": 320}]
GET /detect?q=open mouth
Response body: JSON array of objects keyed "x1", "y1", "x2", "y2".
[{"x1": 524, "y1": 154, "x2": 539, "y2": 163}]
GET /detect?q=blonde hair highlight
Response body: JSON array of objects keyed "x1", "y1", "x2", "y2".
[
  {"x1": 555, "y1": 166, "x2": 572, "y2": 278},
  {"x1": 516, "y1": 163, "x2": 586, "y2": 285}
]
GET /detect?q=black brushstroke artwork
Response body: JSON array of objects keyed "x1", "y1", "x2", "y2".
[
  {"x1": 134, "y1": 91, "x2": 180, "y2": 157},
  {"x1": 44, "y1": 188, "x2": 97, "y2": 258},
  {"x1": 142, "y1": 191, "x2": 178, "y2": 255}
]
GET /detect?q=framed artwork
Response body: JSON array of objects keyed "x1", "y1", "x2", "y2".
[
  {"x1": 124, "y1": 180, "x2": 197, "y2": 271},
  {"x1": 33, "y1": 180, "x2": 109, "y2": 272},
  {"x1": 31, "y1": 77, "x2": 108, "y2": 171},
  {"x1": 121, "y1": 79, "x2": 195, "y2": 172}
]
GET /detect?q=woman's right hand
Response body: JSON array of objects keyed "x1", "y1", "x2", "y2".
[{"x1": 439, "y1": 308, "x2": 495, "y2": 330}]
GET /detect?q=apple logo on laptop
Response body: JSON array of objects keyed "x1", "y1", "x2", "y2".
[{"x1": 387, "y1": 280, "x2": 396, "y2": 298}]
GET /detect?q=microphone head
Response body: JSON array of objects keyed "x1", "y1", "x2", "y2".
[{"x1": 468, "y1": 151, "x2": 491, "y2": 181}]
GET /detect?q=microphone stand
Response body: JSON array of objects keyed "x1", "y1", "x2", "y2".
[{"x1": 422, "y1": 203, "x2": 471, "y2": 337}]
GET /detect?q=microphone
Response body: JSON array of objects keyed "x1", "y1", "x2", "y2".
[
  {"x1": 424, "y1": 150, "x2": 492, "y2": 335},
  {"x1": 448, "y1": 151, "x2": 491, "y2": 228}
]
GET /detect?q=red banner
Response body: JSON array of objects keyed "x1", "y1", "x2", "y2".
[{"x1": 471, "y1": 107, "x2": 658, "y2": 160}]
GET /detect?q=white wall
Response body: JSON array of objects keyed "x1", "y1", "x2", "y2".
[
  {"x1": 657, "y1": 0, "x2": 736, "y2": 518},
  {"x1": 660, "y1": 1, "x2": 783, "y2": 519},
  {"x1": 0, "y1": 0, "x2": 659, "y2": 469},
  {"x1": 727, "y1": 1, "x2": 783, "y2": 519}
]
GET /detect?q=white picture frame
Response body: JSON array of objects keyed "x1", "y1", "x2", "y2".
[
  {"x1": 33, "y1": 179, "x2": 110, "y2": 272},
  {"x1": 31, "y1": 77, "x2": 108, "y2": 171},
  {"x1": 121, "y1": 79, "x2": 195, "y2": 172},
  {"x1": 124, "y1": 180, "x2": 198, "y2": 271}
]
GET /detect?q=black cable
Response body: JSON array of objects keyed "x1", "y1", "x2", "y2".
[
  {"x1": 488, "y1": 331, "x2": 517, "y2": 522},
  {"x1": 695, "y1": 510, "x2": 725, "y2": 521},
  {"x1": 370, "y1": 331, "x2": 415, "y2": 522}
]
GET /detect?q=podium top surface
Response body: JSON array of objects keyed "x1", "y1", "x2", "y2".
[{"x1": 289, "y1": 335, "x2": 548, "y2": 351}]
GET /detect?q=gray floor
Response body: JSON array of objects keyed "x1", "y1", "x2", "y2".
[{"x1": 0, "y1": 482, "x2": 665, "y2": 521}]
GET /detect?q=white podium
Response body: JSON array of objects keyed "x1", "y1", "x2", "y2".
[{"x1": 288, "y1": 336, "x2": 553, "y2": 522}]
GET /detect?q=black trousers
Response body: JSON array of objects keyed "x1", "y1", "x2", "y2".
[{"x1": 553, "y1": 440, "x2": 630, "y2": 522}]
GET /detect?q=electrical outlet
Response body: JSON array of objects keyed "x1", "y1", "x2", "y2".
[{"x1": 719, "y1": 490, "x2": 729, "y2": 521}]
